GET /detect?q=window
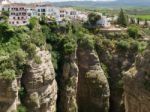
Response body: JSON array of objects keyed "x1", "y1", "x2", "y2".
[
  {"x1": 28, "y1": 13, "x2": 31, "y2": 16},
  {"x1": 41, "y1": 9, "x2": 46, "y2": 12},
  {"x1": 60, "y1": 15, "x2": 64, "y2": 17}
]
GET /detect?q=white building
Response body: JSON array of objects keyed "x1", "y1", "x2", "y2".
[
  {"x1": 26, "y1": 4, "x2": 38, "y2": 19},
  {"x1": 0, "y1": 0, "x2": 10, "y2": 12},
  {"x1": 0, "y1": 1, "x2": 82, "y2": 26},
  {"x1": 97, "y1": 16, "x2": 111, "y2": 28},
  {"x1": 8, "y1": 3, "x2": 28, "y2": 26},
  {"x1": 77, "y1": 12, "x2": 88, "y2": 22},
  {"x1": 64, "y1": 8, "x2": 78, "y2": 20}
]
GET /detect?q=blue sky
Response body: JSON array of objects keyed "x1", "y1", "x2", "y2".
[{"x1": 14, "y1": 0, "x2": 116, "y2": 3}]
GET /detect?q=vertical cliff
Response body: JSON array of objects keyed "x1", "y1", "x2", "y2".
[
  {"x1": 95, "y1": 38, "x2": 140, "y2": 112},
  {"x1": 58, "y1": 51, "x2": 79, "y2": 112},
  {"x1": 123, "y1": 45, "x2": 150, "y2": 112},
  {"x1": 77, "y1": 45, "x2": 110, "y2": 112},
  {"x1": 21, "y1": 48, "x2": 57, "y2": 112},
  {"x1": 0, "y1": 78, "x2": 19, "y2": 112}
]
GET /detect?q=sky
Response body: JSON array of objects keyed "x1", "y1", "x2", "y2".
[{"x1": 14, "y1": 0, "x2": 117, "y2": 3}]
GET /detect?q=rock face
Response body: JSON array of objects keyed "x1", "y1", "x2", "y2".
[
  {"x1": 0, "y1": 78, "x2": 18, "y2": 112},
  {"x1": 77, "y1": 47, "x2": 110, "y2": 112},
  {"x1": 22, "y1": 48, "x2": 57, "y2": 112},
  {"x1": 58, "y1": 51, "x2": 79, "y2": 112},
  {"x1": 96, "y1": 46, "x2": 137, "y2": 112},
  {"x1": 123, "y1": 46, "x2": 150, "y2": 112}
]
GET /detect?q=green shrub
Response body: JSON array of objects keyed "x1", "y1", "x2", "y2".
[
  {"x1": 127, "y1": 25, "x2": 139, "y2": 38},
  {"x1": 0, "y1": 23, "x2": 14, "y2": 41},
  {"x1": 117, "y1": 40, "x2": 130, "y2": 51},
  {"x1": 88, "y1": 13, "x2": 101, "y2": 25},
  {"x1": 138, "y1": 41, "x2": 148, "y2": 52},
  {"x1": 22, "y1": 43, "x2": 36, "y2": 58},
  {"x1": 101, "y1": 63, "x2": 109, "y2": 78},
  {"x1": 130, "y1": 40, "x2": 139, "y2": 51},
  {"x1": 0, "y1": 69, "x2": 16, "y2": 80},
  {"x1": 28, "y1": 17, "x2": 38, "y2": 30},
  {"x1": 34, "y1": 55, "x2": 42, "y2": 64},
  {"x1": 17, "y1": 105, "x2": 27, "y2": 112},
  {"x1": 51, "y1": 51, "x2": 60, "y2": 70},
  {"x1": 61, "y1": 36, "x2": 76, "y2": 55},
  {"x1": 19, "y1": 87, "x2": 26, "y2": 100},
  {"x1": 78, "y1": 34, "x2": 94, "y2": 50}
]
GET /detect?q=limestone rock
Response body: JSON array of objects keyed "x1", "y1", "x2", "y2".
[
  {"x1": 77, "y1": 47, "x2": 110, "y2": 112},
  {"x1": 123, "y1": 46, "x2": 150, "y2": 112},
  {"x1": 0, "y1": 78, "x2": 19, "y2": 112},
  {"x1": 58, "y1": 51, "x2": 79, "y2": 112},
  {"x1": 22, "y1": 48, "x2": 57, "y2": 112}
]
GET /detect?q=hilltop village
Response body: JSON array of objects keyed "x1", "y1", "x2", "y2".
[{"x1": 0, "y1": 0, "x2": 111, "y2": 27}]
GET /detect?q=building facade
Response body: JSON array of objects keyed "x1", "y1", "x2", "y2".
[
  {"x1": 8, "y1": 4, "x2": 28, "y2": 26},
  {"x1": 97, "y1": 16, "x2": 111, "y2": 28},
  {"x1": 0, "y1": 1, "x2": 86, "y2": 26}
]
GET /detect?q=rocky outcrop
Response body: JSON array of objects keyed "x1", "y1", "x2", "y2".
[
  {"x1": 123, "y1": 45, "x2": 150, "y2": 112},
  {"x1": 58, "y1": 51, "x2": 79, "y2": 112},
  {"x1": 22, "y1": 48, "x2": 57, "y2": 112},
  {"x1": 96, "y1": 44, "x2": 137, "y2": 112},
  {"x1": 77, "y1": 47, "x2": 110, "y2": 112},
  {"x1": 0, "y1": 78, "x2": 19, "y2": 112}
]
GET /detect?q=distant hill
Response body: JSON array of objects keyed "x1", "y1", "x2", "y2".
[{"x1": 52, "y1": 0, "x2": 150, "y2": 9}]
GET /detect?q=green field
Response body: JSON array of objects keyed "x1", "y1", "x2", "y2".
[{"x1": 130, "y1": 15, "x2": 150, "y2": 20}]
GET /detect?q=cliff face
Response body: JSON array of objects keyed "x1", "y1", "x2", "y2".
[
  {"x1": 123, "y1": 46, "x2": 150, "y2": 112},
  {"x1": 22, "y1": 48, "x2": 57, "y2": 112},
  {"x1": 77, "y1": 47, "x2": 110, "y2": 112},
  {"x1": 0, "y1": 79, "x2": 18, "y2": 112},
  {"x1": 58, "y1": 51, "x2": 79, "y2": 112},
  {"x1": 96, "y1": 43, "x2": 137, "y2": 112}
]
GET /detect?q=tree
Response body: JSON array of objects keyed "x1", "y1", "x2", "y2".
[
  {"x1": 144, "y1": 19, "x2": 148, "y2": 27},
  {"x1": 137, "y1": 18, "x2": 140, "y2": 25},
  {"x1": 127, "y1": 25, "x2": 139, "y2": 38},
  {"x1": 130, "y1": 18, "x2": 135, "y2": 24},
  {"x1": 88, "y1": 13, "x2": 101, "y2": 26},
  {"x1": 117, "y1": 9, "x2": 128, "y2": 27},
  {"x1": 0, "y1": 23, "x2": 14, "y2": 42},
  {"x1": 28, "y1": 17, "x2": 39, "y2": 30}
]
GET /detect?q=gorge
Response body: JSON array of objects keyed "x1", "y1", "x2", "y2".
[{"x1": 0, "y1": 18, "x2": 149, "y2": 112}]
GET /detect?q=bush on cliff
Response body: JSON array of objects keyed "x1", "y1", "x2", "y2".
[
  {"x1": 78, "y1": 34, "x2": 94, "y2": 50},
  {"x1": 127, "y1": 25, "x2": 139, "y2": 39},
  {"x1": 61, "y1": 36, "x2": 77, "y2": 55},
  {"x1": 0, "y1": 19, "x2": 45, "y2": 80}
]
